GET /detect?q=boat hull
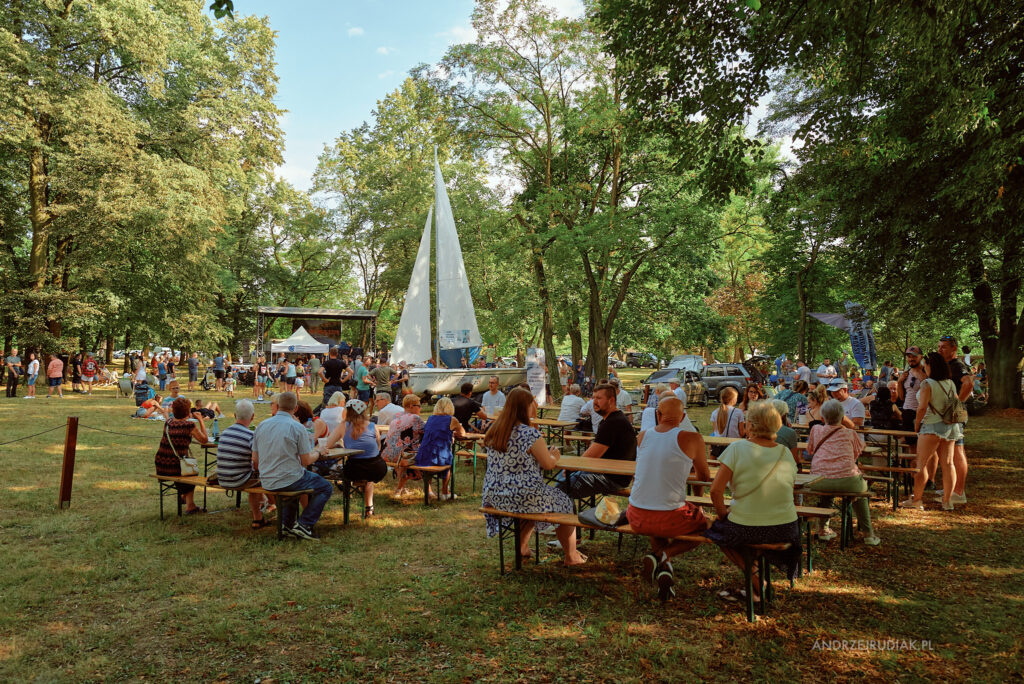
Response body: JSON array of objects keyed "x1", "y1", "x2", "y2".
[{"x1": 407, "y1": 367, "x2": 526, "y2": 396}]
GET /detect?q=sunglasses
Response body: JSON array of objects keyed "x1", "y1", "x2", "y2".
[{"x1": 939, "y1": 336, "x2": 955, "y2": 342}]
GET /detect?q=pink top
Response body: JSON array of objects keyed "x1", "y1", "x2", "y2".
[
  {"x1": 807, "y1": 424, "x2": 863, "y2": 479},
  {"x1": 47, "y1": 358, "x2": 64, "y2": 378}
]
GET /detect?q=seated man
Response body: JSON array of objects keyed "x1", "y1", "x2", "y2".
[
  {"x1": 252, "y1": 392, "x2": 332, "y2": 540},
  {"x1": 479, "y1": 376, "x2": 507, "y2": 417},
  {"x1": 627, "y1": 397, "x2": 711, "y2": 601},
  {"x1": 193, "y1": 398, "x2": 221, "y2": 419},
  {"x1": 216, "y1": 399, "x2": 275, "y2": 529},
  {"x1": 372, "y1": 391, "x2": 403, "y2": 427},
  {"x1": 609, "y1": 377, "x2": 634, "y2": 415},
  {"x1": 560, "y1": 383, "x2": 637, "y2": 498},
  {"x1": 452, "y1": 381, "x2": 488, "y2": 431},
  {"x1": 136, "y1": 395, "x2": 163, "y2": 419}
]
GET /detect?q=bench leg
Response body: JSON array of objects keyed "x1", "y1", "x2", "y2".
[
  {"x1": 342, "y1": 479, "x2": 351, "y2": 525},
  {"x1": 804, "y1": 520, "x2": 813, "y2": 575},
  {"x1": 761, "y1": 555, "x2": 774, "y2": 609},
  {"x1": 236, "y1": 489, "x2": 242, "y2": 509},
  {"x1": 839, "y1": 500, "x2": 849, "y2": 550},
  {"x1": 513, "y1": 518, "x2": 523, "y2": 571},
  {"x1": 422, "y1": 472, "x2": 431, "y2": 506},
  {"x1": 158, "y1": 481, "x2": 166, "y2": 520},
  {"x1": 742, "y1": 551, "x2": 756, "y2": 622},
  {"x1": 449, "y1": 466, "x2": 455, "y2": 500}
]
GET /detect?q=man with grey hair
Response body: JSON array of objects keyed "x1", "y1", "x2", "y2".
[
  {"x1": 252, "y1": 392, "x2": 332, "y2": 540},
  {"x1": 373, "y1": 391, "x2": 402, "y2": 426},
  {"x1": 609, "y1": 377, "x2": 634, "y2": 415},
  {"x1": 217, "y1": 399, "x2": 273, "y2": 528}
]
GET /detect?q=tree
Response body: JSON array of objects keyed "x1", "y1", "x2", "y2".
[{"x1": 599, "y1": 0, "x2": 1024, "y2": 406}]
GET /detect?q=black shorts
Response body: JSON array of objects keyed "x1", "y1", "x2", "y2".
[
  {"x1": 189, "y1": 371, "x2": 198, "y2": 382},
  {"x1": 48, "y1": 377, "x2": 62, "y2": 387},
  {"x1": 900, "y1": 408, "x2": 918, "y2": 446},
  {"x1": 213, "y1": 370, "x2": 224, "y2": 379}
]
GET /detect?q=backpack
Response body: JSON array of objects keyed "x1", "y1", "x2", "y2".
[{"x1": 928, "y1": 380, "x2": 968, "y2": 425}]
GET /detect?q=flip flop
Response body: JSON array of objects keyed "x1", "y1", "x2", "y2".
[
  {"x1": 251, "y1": 518, "x2": 270, "y2": 529},
  {"x1": 564, "y1": 553, "x2": 588, "y2": 567}
]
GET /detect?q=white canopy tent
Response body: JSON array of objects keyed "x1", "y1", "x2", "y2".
[{"x1": 269, "y1": 326, "x2": 329, "y2": 355}]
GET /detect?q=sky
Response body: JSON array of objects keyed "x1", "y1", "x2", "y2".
[{"x1": 239, "y1": 0, "x2": 585, "y2": 191}]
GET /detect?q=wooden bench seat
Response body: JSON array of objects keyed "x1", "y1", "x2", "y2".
[
  {"x1": 151, "y1": 474, "x2": 312, "y2": 540},
  {"x1": 481, "y1": 507, "x2": 791, "y2": 621},
  {"x1": 408, "y1": 464, "x2": 455, "y2": 506}
]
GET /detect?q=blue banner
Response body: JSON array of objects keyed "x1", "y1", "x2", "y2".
[{"x1": 844, "y1": 302, "x2": 877, "y2": 371}]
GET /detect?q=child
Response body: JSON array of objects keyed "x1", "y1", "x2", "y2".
[{"x1": 224, "y1": 368, "x2": 236, "y2": 397}]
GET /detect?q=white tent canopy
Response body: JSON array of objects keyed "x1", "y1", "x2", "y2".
[{"x1": 270, "y1": 326, "x2": 329, "y2": 355}]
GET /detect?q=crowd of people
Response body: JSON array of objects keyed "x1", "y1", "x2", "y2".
[{"x1": 3, "y1": 349, "x2": 121, "y2": 399}]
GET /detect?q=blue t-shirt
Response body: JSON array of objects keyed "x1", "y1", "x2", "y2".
[{"x1": 213, "y1": 356, "x2": 224, "y2": 371}]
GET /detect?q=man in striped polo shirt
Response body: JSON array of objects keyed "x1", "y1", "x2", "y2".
[{"x1": 216, "y1": 400, "x2": 273, "y2": 529}]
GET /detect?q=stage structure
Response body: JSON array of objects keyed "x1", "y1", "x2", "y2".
[{"x1": 256, "y1": 306, "x2": 378, "y2": 357}]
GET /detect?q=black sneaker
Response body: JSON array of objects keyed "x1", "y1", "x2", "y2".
[
  {"x1": 289, "y1": 523, "x2": 320, "y2": 541},
  {"x1": 656, "y1": 562, "x2": 675, "y2": 602}
]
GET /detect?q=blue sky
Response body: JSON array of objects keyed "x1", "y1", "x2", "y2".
[{"x1": 239, "y1": 0, "x2": 583, "y2": 190}]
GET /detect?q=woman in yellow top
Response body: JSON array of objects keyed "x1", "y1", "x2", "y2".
[{"x1": 706, "y1": 401, "x2": 801, "y2": 601}]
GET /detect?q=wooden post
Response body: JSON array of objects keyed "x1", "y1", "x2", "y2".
[{"x1": 58, "y1": 416, "x2": 78, "y2": 509}]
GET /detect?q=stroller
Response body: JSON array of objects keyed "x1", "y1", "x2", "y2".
[{"x1": 200, "y1": 368, "x2": 217, "y2": 391}]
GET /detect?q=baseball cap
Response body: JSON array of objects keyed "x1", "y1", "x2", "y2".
[
  {"x1": 827, "y1": 381, "x2": 848, "y2": 392},
  {"x1": 904, "y1": 346, "x2": 923, "y2": 356}
]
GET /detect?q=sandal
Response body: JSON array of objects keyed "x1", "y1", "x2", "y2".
[
  {"x1": 184, "y1": 507, "x2": 206, "y2": 516},
  {"x1": 251, "y1": 518, "x2": 270, "y2": 529}
]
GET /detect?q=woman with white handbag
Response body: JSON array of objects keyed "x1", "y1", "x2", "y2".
[{"x1": 155, "y1": 397, "x2": 210, "y2": 514}]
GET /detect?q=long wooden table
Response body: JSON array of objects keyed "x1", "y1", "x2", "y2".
[{"x1": 554, "y1": 455, "x2": 822, "y2": 488}]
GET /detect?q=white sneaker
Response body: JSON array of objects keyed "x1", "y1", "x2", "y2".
[
  {"x1": 899, "y1": 498, "x2": 924, "y2": 510},
  {"x1": 950, "y1": 491, "x2": 967, "y2": 504},
  {"x1": 863, "y1": 535, "x2": 882, "y2": 546},
  {"x1": 818, "y1": 528, "x2": 837, "y2": 541}
]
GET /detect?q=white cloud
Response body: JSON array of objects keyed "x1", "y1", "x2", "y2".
[
  {"x1": 542, "y1": 0, "x2": 585, "y2": 18},
  {"x1": 378, "y1": 70, "x2": 395, "y2": 79},
  {"x1": 275, "y1": 163, "x2": 313, "y2": 192},
  {"x1": 376, "y1": 46, "x2": 394, "y2": 55},
  {"x1": 347, "y1": 26, "x2": 364, "y2": 37},
  {"x1": 439, "y1": 23, "x2": 477, "y2": 46}
]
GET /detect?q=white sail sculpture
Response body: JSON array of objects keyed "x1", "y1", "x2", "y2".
[
  {"x1": 389, "y1": 151, "x2": 525, "y2": 396},
  {"x1": 390, "y1": 206, "x2": 434, "y2": 366}
]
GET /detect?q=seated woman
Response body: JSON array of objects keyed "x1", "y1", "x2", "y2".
[
  {"x1": 154, "y1": 397, "x2": 209, "y2": 514},
  {"x1": 136, "y1": 395, "x2": 163, "y2": 419},
  {"x1": 295, "y1": 400, "x2": 331, "y2": 473},
  {"x1": 706, "y1": 401, "x2": 802, "y2": 601},
  {"x1": 803, "y1": 399, "x2": 880, "y2": 545},
  {"x1": 770, "y1": 399, "x2": 800, "y2": 462},
  {"x1": 482, "y1": 388, "x2": 586, "y2": 566},
  {"x1": 317, "y1": 399, "x2": 388, "y2": 515},
  {"x1": 161, "y1": 381, "x2": 186, "y2": 412},
  {"x1": 804, "y1": 385, "x2": 827, "y2": 429},
  {"x1": 415, "y1": 397, "x2": 466, "y2": 500},
  {"x1": 628, "y1": 397, "x2": 711, "y2": 601},
  {"x1": 319, "y1": 391, "x2": 347, "y2": 436},
  {"x1": 381, "y1": 394, "x2": 425, "y2": 497}
]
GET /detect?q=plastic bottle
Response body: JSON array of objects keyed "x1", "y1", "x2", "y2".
[{"x1": 212, "y1": 417, "x2": 220, "y2": 442}]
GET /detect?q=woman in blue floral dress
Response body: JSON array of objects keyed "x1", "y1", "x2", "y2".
[{"x1": 482, "y1": 388, "x2": 586, "y2": 566}]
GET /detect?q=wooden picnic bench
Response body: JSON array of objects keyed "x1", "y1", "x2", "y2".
[
  {"x1": 150, "y1": 474, "x2": 312, "y2": 540},
  {"x1": 480, "y1": 507, "x2": 793, "y2": 621}
]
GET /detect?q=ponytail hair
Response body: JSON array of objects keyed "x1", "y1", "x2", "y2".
[{"x1": 716, "y1": 386, "x2": 739, "y2": 435}]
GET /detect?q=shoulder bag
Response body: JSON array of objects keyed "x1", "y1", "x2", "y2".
[{"x1": 165, "y1": 422, "x2": 200, "y2": 477}]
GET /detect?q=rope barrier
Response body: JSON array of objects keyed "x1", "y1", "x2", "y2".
[
  {"x1": 0, "y1": 424, "x2": 67, "y2": 447},
  {"x1": 78, "y1": 424, "x2": 161, "y2": 440}
]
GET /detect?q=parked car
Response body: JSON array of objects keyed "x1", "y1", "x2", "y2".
[
  {"x1": 626, "y1": 352, "x2": 659, "y2": 369},
  {"x1": 642, "y1": 368, "x2": 708, "y2": 406},
  {"x1": 608, "y1": 356, "x2": 627, "y2": 369},
  {"x1": 667, "y1": 354, "x2": 705, "y2": 373},
  {"x1": 700, "y1": 363, "x2": 757, "y2": 400}
]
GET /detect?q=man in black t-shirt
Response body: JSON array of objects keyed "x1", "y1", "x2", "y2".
[
  {"x1": 319, "y1": 347, "x2": 348, "y2": 406},
  {"x1": 452, "y1": 382, "x2": 487, "y2": 431},
  {"x1": 562, "y1": 383, "x2": 638, "y2": 498},
  {"x1": 938, "y1": 336, "x2": 974, "y2": 504}
]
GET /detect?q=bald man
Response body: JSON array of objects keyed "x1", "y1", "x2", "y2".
[{"x1": 626, "y1": 397, "x2": 712, "y2": 601}]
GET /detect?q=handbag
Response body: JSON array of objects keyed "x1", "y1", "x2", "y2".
[{"x1": 165, "y1": 423, "x2": 200, "y2": 477}]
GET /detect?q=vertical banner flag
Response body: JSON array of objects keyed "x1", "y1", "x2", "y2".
[
  {"x1": 526, "y1": 347, "x2": 547, "y2": 406},
  {"x1": 844, "y1": 301, "x2": 878, "y2": 371}
]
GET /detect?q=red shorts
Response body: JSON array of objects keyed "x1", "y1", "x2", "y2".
[{"x1": 627, "y1": 503, "x2": 708, "y2": 543}]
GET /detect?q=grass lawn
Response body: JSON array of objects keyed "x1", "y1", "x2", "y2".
[{"x1": 1, "y1": 374, "x2": 1023, "y2": 682}]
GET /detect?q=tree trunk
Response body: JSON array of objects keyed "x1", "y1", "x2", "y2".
[
  {"x1": 28, "y1": 116, "x2": 52, "y2": 292},
  {"x1": 968, "y1": 251, "x2": 1023, "y2": 409},
  {"x1": 796, "y1": 269, "x2": 807, "y2": 362}
]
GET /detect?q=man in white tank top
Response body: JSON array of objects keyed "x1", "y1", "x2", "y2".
[{"x1": 627, "y1": 397, "x2": 712, "y2": 601}]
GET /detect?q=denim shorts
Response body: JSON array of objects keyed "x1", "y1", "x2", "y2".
[
  {"x1": 49, "y1": 377, "x2": 62, "y2": 387},
  {"x1": 919, "y1": 421, "x2": 962, "y2": 442}
]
